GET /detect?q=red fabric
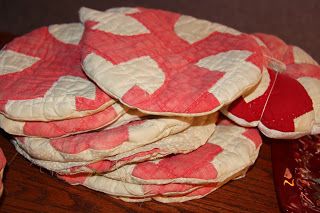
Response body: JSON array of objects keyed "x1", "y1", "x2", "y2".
[
  {"x1": 261, "y1": 72, "x2": 313, "y2": 132},
  {"x1": 225, "y1": 33, "x2": 319, "y2": 137},
  {"x1": 227, "y1": 69, "x2": 276, "y2": 123}
]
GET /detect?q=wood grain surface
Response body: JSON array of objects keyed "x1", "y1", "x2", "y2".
[{"x1": 0, "y1": 33, "x2": 279, "y2": 212}]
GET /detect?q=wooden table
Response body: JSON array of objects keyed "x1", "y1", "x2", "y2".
[{"x1": 0, "y1": 33, "x2": 279, "y2": 212}]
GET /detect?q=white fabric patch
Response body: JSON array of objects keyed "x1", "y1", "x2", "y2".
[
  {"x1": 258, "y1": 122, "x2": 308, "y2": 139},
  {"x1": 210, "y1": 125, "x2": 258, "y2": 183},
  {"x1": 0, "y1": 114, "x2": 24, "y2": 135},
  {"x1": 292, "y1": 46, "x2": 318, "y2": 65},
  {"x1": 243, "y1": 67, "x2": 270, "y2": 103},
  {"x1": 48, "y1": 23, "x2": 84, "y2": 45},
  {"x1": 293, "y1": 111, "x2": 314, "y2": 133},
  {"x1": 105, "y1": 109, "x2": 147, "y2": 130},
  {"x1": 83, "y1": 53, "x2": 165, "y2": 97},
  {"x1": 251, "y1": 35, "x2": 267, "y2": 47},
  {"x1": 83, "y1": 176, "x2": 145, "y2": 197},
  {"x1": 297, "y1": 77, "x2": 320, "y2": 125},
  {"x1": 175, "y1": 15, "x2": 240, "y2": 44},
  {"x1": 0, "y1": 50, "x2": 40, "y2": 75},
  {"x1": 197, "y1": 50, "x2": 260, "y2": 104},
  {"x1": 80, "y1": 7, "x2": 149, "y2": 36}
]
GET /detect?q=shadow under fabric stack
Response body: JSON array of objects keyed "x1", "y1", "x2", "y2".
[{"x1": 0, "y1": 7, "x2": 319, "y2": 203}]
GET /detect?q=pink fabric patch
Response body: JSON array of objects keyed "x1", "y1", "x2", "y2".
[
  {"x1": 24, "y1": 105, "x2": 118, "y2": 138},
  {"x1": 184, "y1": 185, "x2": 216, "y2": 196},
  {"x1": 85, "y1": 161, "x2": 114, "y2": 173},
  {"x1": 132, "y1": 143, "x2": 223, "y2": 180},
  {"x1": 242, "y1": 128, "x2": 262, "y2": 148},
  {"x1": 286, "y1": 64, "x2": 320, "y2": 80},
  {"x1": 50, "y1": 123, "x2": 129, "y2": 154},
  {"x1": 59, "y1": 174, "x2": 87, "y2": 185},
  {"x1": 254, "y1": 33, "x2": 294, "y2": 64},
  {"x1": 143, "y1": 183, "x2": 196, "y2": 196}
]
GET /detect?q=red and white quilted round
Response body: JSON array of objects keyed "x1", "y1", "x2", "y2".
[
  {"x1": 115, "y1": 185, "x2": 217, "y2": 203},
  {"x1": 0, "y1": 103, "x2": 126, "y2": 138},
  {"x1": 57, "y1": 119, "x2": 260, "y2": 202},
  {"x1": 12, "y1": 114, "x2": 217, "y2": 174},
  {"x1": 80, "y1": 7, "x2": 263, "y2": 116},
  {"x1": 14, "y1": 116, "x2": 193, "y2": 162},
  {"x1": 102, "y1": 119, "x2": 261, "y2": 184},
  {"x1": 223, "y1": 33, "x2": 320, "y2": 139},
  {"x1": 60, "y1": 174, "x2": 210, "y2": 199},
  {"x1": 0, "y1": 23, "x2": 113, "y2": 121}
]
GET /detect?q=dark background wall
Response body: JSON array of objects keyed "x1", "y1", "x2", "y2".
[{"x1": 0, "y1": 0, "x2": 319, "y2": 61}]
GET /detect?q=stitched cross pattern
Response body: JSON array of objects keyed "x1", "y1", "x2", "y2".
[
  {"x1": 0, "y1": 24, "x2": 112, "y2": 121},
  {"x1": 81, "y1": 7, "x2": 263, "y2": 115}
]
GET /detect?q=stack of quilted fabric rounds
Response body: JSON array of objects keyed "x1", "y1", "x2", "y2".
[{"x1": 0, "y1": 6, "x2": 319, "y2": 203}]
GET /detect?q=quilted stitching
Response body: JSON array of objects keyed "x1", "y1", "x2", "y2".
[
  {"x1": 80, "y1": 7, "x2": 263, "y2": 116},
  {"x1": 0, "y1": 103, "x2": 126, "y2": 138},
  {"x1": 223, "y1": 33, "x2": 320, "y2": 139},
  {"x1": 0, "y1": 23, "x2": 113, "y2": 121}
]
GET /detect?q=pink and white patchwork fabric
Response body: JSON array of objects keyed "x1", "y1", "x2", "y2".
[
  {"x1": 14, "y1": 116, "x2": 193, "y2": 162},
  {"x1": 223, "y1": 33, "x2": 320, "y2": 139},
  {"x1": 58, "y1": 119, "x2": 260, "y2": 202},
  {"x1": 0, "y1": 23, "x2": 113, "y2": 121},
  {"x1": 12, "y1": 114, "x2": 217, "y2": 174},
  {"x1": 115, "y1": 184, "x2": 218, "y2": 203},
  {"x1": 114, "y1": 176, "x2": 244, "y2": 203},
  {"x1": 102, "y1": 119, "x2": 262, "y2": 185},
  {"x1": 0, "y1": 148, "x2": 6, "y2": 196},
  {"x1": 0, "y1": 103, "x2": 126, "y2": 138},
  {"x1": 103, "y1": 109, "x2": 147, "y2": 130},
  {"x1": 80, "y1": 7, "x2": 264, "y2": 116},
  {"x1": 60, "y1": 174, "x2": 215, "y2": 200}
]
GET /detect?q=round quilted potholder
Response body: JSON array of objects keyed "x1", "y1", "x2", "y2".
[
  {"x1": 0, "y1": 148, "x2": 6, "y2": 196},
  {"x1": 97, "y1": 119, "x2": 262, "y2": 185},
  {"x1": 14, "y1": 116, "x2": 193, "y2": 162},
  {"x1": 222, "y1": 33, "x2": 320, "y2": 139},
  {"x1": 12, "y1": 114, "x2": 217, "y2": 174},
  {"x1": 0, "y1": 103, "x2": 126, "y2": 138},
  {"x1": 0, "y1": 23, "x2": 113, "y2": 121},
  {"x1": 58, "y1": 120, "x2": 254, "y2": 202},
  {"x1": 114, "y1": 170, "x2": 246, "y2": 203},
  {"x1": 80, "y1": 7, "x2": 263, "y2": 116},
  {"x1": 60, "y1": 165, "x2": 246, "y2": 203},
  {"x1": 60, "y1": 174, "x2": 209, "y2": 199},
  {"x1": 114, "y1": 185, "x2": 217, "y2": 203}
]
